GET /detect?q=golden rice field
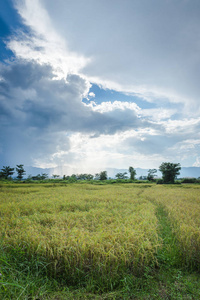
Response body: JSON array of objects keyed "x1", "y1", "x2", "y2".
[{"x1": 0, "y1": 182, "x2": 200, "y2": 289}]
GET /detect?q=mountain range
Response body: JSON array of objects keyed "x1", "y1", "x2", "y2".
[{"x1": 22, "y1": 166, "x2": 200, "y2": 179}]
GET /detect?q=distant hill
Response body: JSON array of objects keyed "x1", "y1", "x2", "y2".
[
  {"x1": 106, "y1": 168, "x2": 151, "y2": 178},
  {"x1": 179, "y1": 167, "x2": 200, "y2": 178},
  {"x1": 107, "y1": 167, "x2": 200, "y2": 179},
  {"x1": 22, "y1": 166, "x2": 200, "y2": 179},
  {"x1": 25, "y1": 166, "x2": 53, "y2": 177}
]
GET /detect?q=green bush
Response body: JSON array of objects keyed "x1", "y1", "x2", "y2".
[
  {"x1": 156, "y1": 179, "x2": 164, "y2": 184},
  {"x1": 181, "y1": 178, "x2": 197, "y2": 183}
]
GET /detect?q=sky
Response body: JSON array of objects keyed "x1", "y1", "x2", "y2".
[{"x1": 1, "y1": 0, "x2": 200, "y2": 175}]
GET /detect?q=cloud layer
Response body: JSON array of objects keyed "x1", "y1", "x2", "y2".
[
  {"x1": 1, "y1": 0, "x2": 200, "y2": 172},
  {"x1": 34, "y1": 0, "x2": 200, "y2": 109},
  {"x1": 0, "y1": 61, "x2": 160, "y2": 168}
]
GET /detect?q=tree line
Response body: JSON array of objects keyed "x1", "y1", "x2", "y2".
[
  {"x1": 0, "y1": 163, "x2": 182, "y2": 183},
  {"x1": 0, "y1": 165, "x2": 26, "y2": 180}
]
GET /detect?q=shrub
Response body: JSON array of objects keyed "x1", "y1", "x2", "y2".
[
  {"x1": 181, "y1": 178, "x2": 197, "y2": 183},
  {"x1": 156, "y1": 179, "x2": 164, "y2": 184}
]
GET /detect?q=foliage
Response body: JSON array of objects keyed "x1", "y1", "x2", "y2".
[
  {"x1": 63, "y1": 175, "x2": 71, "y2": 180},
  {"x1": 128, "y1": 166, "x2": 136, "y2": 180},
  {"x1": 139, "y1": 175, "x2": 147, "y2": 180},
  {"x1": 159, "y1": 162, "x2": 181, "y2": 183},
  {"x1": 115, "y1": 172, "x2": 128, "y2": 179},
  {"x1": 156, "y1": 179, "x2": 164, "y2": 184},
  {"x1": 147, "y1": 169, "x2": 157, "y2": 181},
  {"x1": 16, "y1": 164, "x2": 26, "y2": 180},
  {"x1": 31, "y1": 173, "x2": 48, "y2": 180},
  {"x1": 61, "y1": 174, "x2": 77, "y2": 182},
  {"x1": 181, "y1": 178, "x2": 200, "y2": 183},
  {"x1": 94, "y1": 173, "x2": 100, "y2": 180},
  {"x1": 86, "y1": 174, "x2": 94, "y2": 180},
  {"x1": 52, "y1": 174, "x2": 60, "y2": 179},
  {"x1": 76, "y1": 173, "x2": 94, "y2": 180},
  {"x1": 0, "y1": 166, "x2": 15, "y2": 179},
  {"x1": 99, "y1": 170, "x2": 107, "y2": 180}
]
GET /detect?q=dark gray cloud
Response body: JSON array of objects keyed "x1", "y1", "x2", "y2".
[
  {"x1": 0, "y1": 60, "x2": 154, "y2": 165},
  {"x1": 0, "y1": 61, "x2": 155, "y2": 133},
  {"x1": 1, "y1": 62, "x2": 52, "y2": 88}
]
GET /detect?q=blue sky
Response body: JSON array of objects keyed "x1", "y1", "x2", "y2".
[
  {"x1": 0, "y1": 0, "x2": 22, "y2": 60},
  {"x1": 82, "y1": 84, "x2": 156, "y2": 109},
  {"x1": 1, "y1": 0, "x2": 200, "y2": 174}
]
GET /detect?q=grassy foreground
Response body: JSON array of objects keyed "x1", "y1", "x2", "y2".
[{"x1": 0, "y1": 182, "x2": 200, "y2": 299}]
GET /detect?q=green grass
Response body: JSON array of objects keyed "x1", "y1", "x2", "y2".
[
  {"x1": 155, "y1": 205, "x2": 181, "y2": 268},
  {"x1": 1, "y1": 243, "x2": 199, "y2": 299},
  {"x1": 0, "y1": 182, "x2": 200, "y2": 299}
]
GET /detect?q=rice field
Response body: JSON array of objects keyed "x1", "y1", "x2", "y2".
[
  {"x1": 142, "y1": 185, "x2": 200, "y2": 268},
  {"x1": 0, "y1": 182, "x2": 200, "y2": 298}
]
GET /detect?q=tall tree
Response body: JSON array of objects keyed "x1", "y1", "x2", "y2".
[
  {"x1": 147, "y1": 169, "x2": 157, "y2": 181},
  {"x1": 1, "y1": 166, "x2": 15, "y2": 179},
  {"x1": 52, "y1": 174, "x2": 60, "y2": 179},
  {"x1": 40, "y1": 173, "x2": 48, "y2": 180},
  {"x1": 99, "y1": 171, "x2": 107, "y2": 180},
  {"x1": 94, "y1": 173, "x2": 100, "y2": 180},
  {"x1": 85, "y1": 174, "x2": 94, "y2": 180},
  {"x1": 159, "y1": 162, "x2": 181, "y2": 183},
  {"x1": 16, "y1": 164, "x2": 26, "y2": 180},
  {"x1": 129, "y1": 166, "x2": 136, "y2": 180},
  {"x1": 115, "y1": 172, "x2": 128, "y2": 179}
]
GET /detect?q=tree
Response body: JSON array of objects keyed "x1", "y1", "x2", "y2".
[
  {"x1": 40, "y1": 173, "x2": 48, "y2": 180},
  {"x1": 99, "y1": 171, "x2": 107, "y2": 180},
  {"x1": 0, "y1": 169, "x2": 4, "y2": 179},
  {"x1": 139, "y1": 176, "x2": 147, "y2": 180},
  {"x1": 94, "y1": 173, "x2": 100, "y2": 180},
  {"x1": 129, "y1": 166, "x2": 136, "y2": 180},
  {"x1": 159, "y1": 162, "x2": 181, "y2": 183},
  {"x1": 1, "y1": 166, "x2": 15, "y2": 179},
  {"x1": 67, "y1": 174, "x2": 77, "y2": 182},
  {"x1": 16, "y1": 164, "x2": 26, "y2": 180},
  {"x1": 52, "y1": 174, "x2": 60, "y2": 179},
  {"x1": 31, "y1": 173, "x2": 48, "y2": 180},
  {"x1": 76, "y1": 173, "x2": 93, "y2": 180},
  {"x1": 115, "y1": 172, "x2": 128, "y2": 179},
  {"x1": 85, "y1": 174, "x2": 94, "y2": 180},
  {"x1": 147, "y1": 169, "x2": 157, "y2": 182}
]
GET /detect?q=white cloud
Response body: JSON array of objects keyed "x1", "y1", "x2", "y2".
[
  {"x1": 11, "y1": 0, "x2": 200, "y2": 110},
  {"x1": 140, "y1": 108, "x2": 176, "y2": 121},
  {"x1": 44, "y1": 131, "x2": 163, "y2": 172},
  {"x1": 193, "y1": 157, "x2": 200, "y2": 167},
  {"x1": 9, "y1": 0, "x2": 90, "y2": 78},
  {"x1": 162, "y1": 118, "x2": 200, "y2": 135},
  {"x1": 9, "y1": 0, "x2": 200, "y2": 111},
  {"x1": 88, "y1": 92, "x2": 95, "y2": 98},
  {"x1": 88, "y1": 101, "x2": 140, "y2": 113},
  {"x1": 27, "y1": 0, "x2": 200, "y2": 109},
  {"x1": 0, "y1": 61, "x2": 160, "y2": 168},
  {"x1": 1, "y1": 0, "x2": 200, "y2": 170}
]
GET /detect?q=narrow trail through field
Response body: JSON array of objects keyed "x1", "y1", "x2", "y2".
[
  {"x1": 138, "y1": 187, "x2": 180, "y2": 268},
  {"x1": 155, "y1": 205, "x2": 180, "y2": 268}
]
